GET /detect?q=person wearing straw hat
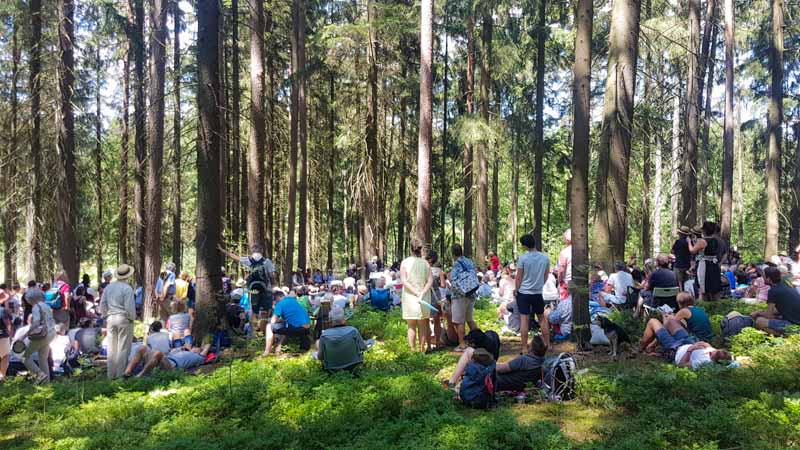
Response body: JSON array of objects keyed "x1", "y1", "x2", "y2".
[
  {"x1": 671, "y1": 226, "x2": 693, "y2": 289},
  {"x1": 100, "y1": 264, "x2": 137, "y2": 378}
]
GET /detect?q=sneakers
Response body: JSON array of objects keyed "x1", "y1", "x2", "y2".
[{"x1": 34, "y1": 372, "x2": 49, "y2": 385}]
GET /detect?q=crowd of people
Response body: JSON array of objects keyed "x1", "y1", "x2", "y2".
[{"x1": 2, "y1": 221, "x2": 799, "y2": 402}]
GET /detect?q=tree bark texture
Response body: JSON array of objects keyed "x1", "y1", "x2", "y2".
[
  {"x1": 248, "y1": 0, "x2": 266, "y2": 247},
  {"x1": 765, "y1": 0, "x2": 783, "y2": 258},
  {"x1": 475, "y1": 9, "x2": 492, "y2": 268},
  {"x1": 720, "y1": 0, "x2": 735, "y2": 240},
  {"x1": 681, "y1": 0, "x2": 701, "y2": 227},
  {"x1": 533, "y1": 0, "x2": 546, "y2": 247},
  {"x1": 416, "y1": 0, "x2": 434, "y2": 246},
  {"x1": 172, "y1": 1, "x2": 183, "y2": 270}
]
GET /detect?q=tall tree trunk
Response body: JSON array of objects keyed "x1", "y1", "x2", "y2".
[
  {"x1": 364, "y1": 0, "x2": 380, "y2": 259},
  {"x1": 297, "y1": 0, "x2": 309, "y2": 270},
  {"x1": 475, "y1": 8, "x2": 492, "y2": 267},
  {"x1": 95, "y1": 44, "x2": 104, "y2": 283},
  {"x1": 57, "y1": 0, "x2": 79, "y2": 284},
  {"x1": 653, "y1": 132, "x2": 663, "y2": 255},
  {"x1": 698, "y1": 9, "x2": 718, "y2": 222},
  {"x1": 144, "y1": 0, "x2": 168, "y2": 321},
  {"x1": 327, "y1": 73, "x2": 336, "y2": 270},
  {"x1": 511, "y1": 130, "x2": 519, "y2": 259},
  {"x1": 462, "y1": 11, "x2": 475, "y2": 256},
  {"x1": 533, "y1": 0, "x2": 546, "y2": 246},
  {"x1": 571, "y1": 0, "x2": 593, "y2": 348},
  {"x1": 681, "y1": 0, "x2": 701, "y2": 226},
  {"x1": 641, "y1": 0, "x2": 653, "y2": 260},
  {"x1": 172, "y1": 1, "x2": 183, "y2": 270},
  {"x1": 735, "y1": 97, "x2": 744, "y2": 245},
  {"x1": 591, "y1": 0, "x2": 640, "y2": 267},
  {"x1": 195, "y1": 0, "x2": 224, "y2": 341},
  {"x1": 790, "y1": 123, "x2": 800, "y2": 255},
  {"x1": 230, "y1": 0, "x2": 241, "y2": 250},
  {"x1": 131, "y1": 0, "x2": 147, "y2": 288},
  {"x1": 670, "y1": 80, "x2": 682, "y2": 237},
  {"x1": 397, "y1": 93, "x2": 408, "y2": 259},
  {"x1": 720, "y1": 0, "x2": 735, "y2": 240},
  {"x1": 765, "y1": 0, "x2": 783, "y2": 258},
  {"x1": 441, "y1": 17, "x2": 449, "y2": 258},
  {"x1": 265, "y1": 26, "x2": 275, "y2": 258},
  {"x1": 416, "y1": 0, "x2": 434, "y2": 246},
  {"x1": 695, "y1": 0, "x2": 717, "y2": 221},
  {"x1": 5, "y1": 20, "x2": 20, "y2": 284},
  {"x1": 27, "y1": 0, "x2": 43, "y2": 281},
  {"x1": 285, "y1": 0, "x2": 302, "y2": 283},
  {"x1": 120, "y1": 40, "x2": 131, "y2": 265},
  {"x1": 248, "y1": 0, "x2": 266, "y2": 247}
]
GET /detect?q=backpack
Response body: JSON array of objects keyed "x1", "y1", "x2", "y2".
[
  {"x1": 540, "y1": 353, "x2": 577, "y2": 402},
  {"x1": 721, "y1": 315, "x2": 754, "y2": 338},
  {"x1": 451, "y1": 259, "x2": 479, "y2": 298},
  {"x1": 246, "y1": 258, "x2": 272, "y2": 293},
  {"x1": 459, "y1": 361, "x2": 497, "y2": 409},
  {"x1": 45, "y1": 286, "x2": 63, "y2": 310}
]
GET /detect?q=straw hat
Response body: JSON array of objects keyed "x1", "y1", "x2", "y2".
[
  {"x1": 677, "y1": 226, "x2": 691, "y2": 236},
  {"x1": 114, "y1": 264, "x2": 135, "y2": 280}
]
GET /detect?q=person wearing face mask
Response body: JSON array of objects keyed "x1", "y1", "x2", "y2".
[{"x1": 219, "y1": 244, "x2": 275, "y2": 331}]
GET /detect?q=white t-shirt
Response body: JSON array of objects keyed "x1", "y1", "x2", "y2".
[
  {"x1": 558, "y1": 246, "x2": 572, "y2": 282},
  {"x1": 675, "y1": 344, "x2": 713, "y2": 369},
  {"x1": 50, "y1": 334, "x2": 73, "y2": 371},
  {"x1": 608, "y1": 271, "x2": 634, "y2": 304},
  {"x1": 543, "y1": 274, "x2": 559, "y2": 301}
]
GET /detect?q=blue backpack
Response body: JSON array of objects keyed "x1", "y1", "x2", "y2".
[
  {"x1": 45, "y1": 286, "x2": 62, "y2": 310},
  {"x1": 369, "y1": 288, "x2": 391, "y2": 311},
  {"x1": 459, "y1": 361, "x2": 497, "y2": 409},
  {"x1": 721, "y1": 314, "x2": 754, "y2": 338}
]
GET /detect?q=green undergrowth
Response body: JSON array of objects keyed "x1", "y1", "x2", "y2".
[{"x1": 2, "y1": 299, "x2": 799, "y2": 450}]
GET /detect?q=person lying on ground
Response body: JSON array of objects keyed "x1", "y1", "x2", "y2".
[
  {"x1": 263, "y1": 290, "x2": 311, "y2": 357},
  {"x1": 638, "y1": 316, "x2": 695, "y2": 355},
  {"x1": 124, "y1": 342, "x2": 212, "y2": 377},
  {"x1": 495, "y1": 335, "x2": 548, "y2": 392},
  {"x1": 314, "y1": 307, "x2": 368, "y2": 372},
  {"x1": 674, "y1": 341, "x2": 732, "y2": 369},
  {"x1": 751, "y1": 266, "x2": 800, "y2": 336},
  {"x1": 145, "y1": 321, "x2": 172, "y2": 354}
]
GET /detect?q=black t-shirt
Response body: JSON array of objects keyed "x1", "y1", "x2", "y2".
[
  {"x1": 767, "y1": 284, "x2": 800, "y2": 324},
  {"x1": 649, "y1": 268, "x2": 678, "y2": 289},
  {"x1": 496, "y1": 354, "x2": 544, "y2": 392},
  {"x1": 672, "y1": 239, "x2": 691, "y2": 270}
]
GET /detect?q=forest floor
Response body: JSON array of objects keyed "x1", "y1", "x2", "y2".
[{"x1": 2, "y1": 299, "x2": 800, "y2": 450}]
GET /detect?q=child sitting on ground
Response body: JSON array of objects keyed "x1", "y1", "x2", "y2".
[{"x1": 166, "y1": 301, "x2": 193, "y2": 348}]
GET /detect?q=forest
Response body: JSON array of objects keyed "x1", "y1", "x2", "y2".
[{"x1": 2, "y1": 1, "x2": 800, "y2": 449}]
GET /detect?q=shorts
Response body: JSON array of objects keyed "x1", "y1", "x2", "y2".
[
  {"x1": 450, "y1": 296, "x2": 475, "y2": 324},
  {"x1": 172, "y1": 336, "x2": 194, "y2": 348},
  {"x1": 516, "y1": 293, "x2": 544, "y2": 315},
  {"x1": 655, "y1": 328, "x2": 693, "y2": 350},
  {"x1": 251, "y1": 291, "x2": 274, "y2": 315},
  {"x1": 768, "y1": 319, "x2": 794, "y2": 333},
  {"x1": 0, "y1": 337, "x2": 9, "y2": 358},
  {"x1": 270, "y1": 323, "x2": 309, "y2": 337}
]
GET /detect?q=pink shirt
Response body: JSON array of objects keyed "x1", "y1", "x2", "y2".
[{"x1": 558, "y1": 246, "x2": 572, "y2": 282}]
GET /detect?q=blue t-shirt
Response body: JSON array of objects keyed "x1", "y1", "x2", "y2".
[
  {"x1": 369, "y1": 288, "x2": 391, "y2": 311},
  {"x1": 516, "y1": 251, "x2": 550, "y2": 295},
  {"x1": 155, "y1": 271, "x2": 177, "y2": 297},
  {"x1": 273, "y1": 297, "x2": 310, "y2": 328}
]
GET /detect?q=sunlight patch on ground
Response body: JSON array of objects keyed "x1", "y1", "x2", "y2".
[{"x1": 511, "y1": 401, "x2": 617, "y2": 443}]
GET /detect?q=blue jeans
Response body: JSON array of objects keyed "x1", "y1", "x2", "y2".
[
  {"x1": 172, "y1": 335, "x2": 194, "y2": 349},
  {"x1": 655, "y1": 328, "x2": 693, "y2": 350}
]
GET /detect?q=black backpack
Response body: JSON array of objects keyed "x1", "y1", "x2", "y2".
[
  {"x1": 459, "y1": 361, "x2": 497, "y2": 409},
  {"x1": 246, "y1": 258, "x2": 272, "y2": 293}
]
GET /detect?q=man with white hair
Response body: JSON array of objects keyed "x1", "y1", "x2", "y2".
[{"x1": 316, "y1": 307, "x2": 368, "y2": 372}]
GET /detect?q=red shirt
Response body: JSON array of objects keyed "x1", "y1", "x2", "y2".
[{"x1": 490, "y1": 255, "x2": 500, "y2": 271}]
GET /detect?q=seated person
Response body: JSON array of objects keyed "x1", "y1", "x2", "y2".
[
  {"x1": 332, "y1": 287, "x2": 350, "y2": 310},
  {"x1": 124, "y1": 343, "x2": 212, "y2": 377},
  {"x1": 476, "y1": 273, "x2": 493, "y2": 298},
  {"x1": 670, "y1": 292, "x2": 713, "y2": 342},
  {"x1": 166, "y1": 301, "x2": 193, "y2": 348},
  {"x1": 601, "y1": 262, "x2": 634, "y2": 306},
  {"x1": 674, "y1": 341, "x2": 732, "y2": 370},
  {"x1": 73, "y1": 317, "x2": 101, "y2": 355},
  {"x1": 497, "y1": 300, "x2": 521, "y2": 335},
  {"x1": 545, "y1": 296, "x2": 572, "y2": 340},
  {"x1": 263, "y1": 290, "x2": 311, "y2": 357},
  {"x1": 542, "y1": 271, "x2": 560, "y2": 302},
  {"x1": 367, "y1": 278, "x2": 391, "y2": 312},
  {"x1": 751, "y1": 266, "x2": 800, "y2": 335},
  {"x1": 638, "y1": 317, "x2": 695, "y2": 354},
  {"x1": 50, "y1": 323, "x2": 74, "y2": 374},
  {"x1": 495, "y1": 335, "x2": 547, "y2": 392},
  {"x1": 145, "y1": 321, "x2": 172, "y2": 355},
  {"x1": 589, "y1": 274, "x2": 604, "y2": 303},
  {"x1": 639, "y1": 254, "x2": 679, "y2": 309},
  {"x1": 315, "y1": 307, "x2": 368, "y2": 372}
]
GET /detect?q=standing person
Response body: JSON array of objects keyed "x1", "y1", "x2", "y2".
[
  {"x1": 515, "y1": 233, "x2": 551, "y2": 351},
  {"x1": 489, "y1": 252, "x2": 501, "y2": 276},
  {"x1": 99, "y1": 264, "x2": 137, "y2": 379},
  {"x1": 0, "y1": 298, "x2": 13, "y2": 382},
  {"x1": 174, "y1": 271, "x2": 190, "y2": 302},
  {"x1": 52, "y1": 270, "x2": 72, "y2": 327},
  {"x1": 154, "y1": 263, "x2": 177, "y2": 322},
  {"x1": 400, "y1": 239, "x2": 433, "y2": 352},
  {"x1": 449, "y1": 243, "x2": 479, "y2": 351},
  {"x1": 22, "y1": 289, "x2": 55, "y2": 384},
  {"x1": 426, "y1": 250, "x2": 449, "y2": 348},
  {"x1": 219, "y1": 244, "x2": 275, "y2": 329},
  {"x1": 671, "y1": 226, "x2": 693, "y2": 290},
  {"x1": 556, "y1": 229, "x2": 572, "y2": 294},
  {"x1": 688, "y1": 222, "x2": 723, "y2": 301}
]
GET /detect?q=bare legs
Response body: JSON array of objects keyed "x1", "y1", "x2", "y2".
[
  {"x1": 263, "y1": 324, "x2": 286, "y2": 357},
  {"x1": 639, "y1": 317, "x2": 686, "y2": 351},
  {"x1": 406, "y1": 319, "x2": 430, "y2": 352},
  {"x1": 447, "y1": 347, "x2": 475, "y2": 385}
]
